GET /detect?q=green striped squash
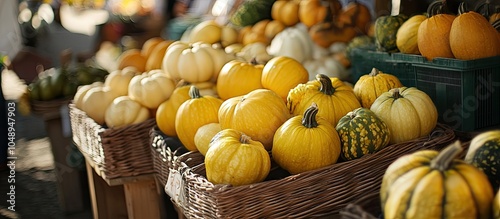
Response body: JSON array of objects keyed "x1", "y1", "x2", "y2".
[
  {"x1": 230, "y1": 0, "x2": 276, "y2": 27},
  {"x1": 335, "y1": 107, "x2": 390, "y2": 161},
  {"x1": 465, "y1": 130, "x2": 500, "y2": 191},
  {"x1": 374, "y1": 14, "x2": 408, "y2": 52}
]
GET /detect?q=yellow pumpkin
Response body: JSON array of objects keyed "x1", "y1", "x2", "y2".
[
  {"x1": 128, "y1": 69, "x2": 176, "y2": 109},
  {"x1": 218, "y1": 89, "x2": 291, "y2": 150},
  {"x1": 381, "y1": 141, "x2": 494, "y2": 219},
  {"x1": 104, "y1": 66, "x2": 138, "y2": 96},
  {"x1": 287, "y1": 74, "x2": 361, "y2": 127},
  {"x1": 396, "y1": 14, "x2": 426, "y2": 55},
  {"x1": 205, "y1": 129, "x2": 271, "y2": 186},
  {"x1": 104, "y1": 96, "x2": 150, "y2": 128},
  {"x1": 449, "y1": 11, "x2": 500, "y2": 60},
  {"x1": 261, "y1": 56, "x2": 309, "y2": 102},
  {"x1": 272, "y1": 103, "x2": 341, "y2": 174},
  {"x1": 175, "y1": 86, "x2": 223, "y2": 151},
  {"x1": 82, "y1": 86, "x2": 120, "y2": 125},
  {"x1": 418, "y1": 11, "x2": 456, "y2": 60},
  {"x1": 188, "y1": 20, "x2": 222, "y2": 44},
  {"x1": 370, "y1": 87, "x2": 438, "y2": 144},
  {"x1": 216, "y1": 59, "x2": 264, "y2": 100},
  {"x1": 194, "y1": 123, "x2": 222, "y2": 156},
  {"x1": 220, "y1": 25, "x2": 239, "y2": 48},
  {"x1": 353, "y1": 68, "x2": 403, "y2": 109},
  {"x1": 156, "y1": 85, "x2": 191, "y2": 137},
  {"x1": 271, "y1": 0, "x2": 300, "y2": 27}
]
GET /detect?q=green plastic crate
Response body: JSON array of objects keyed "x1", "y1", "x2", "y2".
[
  {"x1": 413, "y1": 56, "x2": 500, "y2": 132},
  {"x1": 349, "y1": 48, "x2": 425, "y2": 87}
]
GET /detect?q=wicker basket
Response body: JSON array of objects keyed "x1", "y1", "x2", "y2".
[
  {"x1": 30, "y1": 98, "x2": 71, "y2": 119},
  {"x1": 169, "y1": 124, "x2": 456, "y2": 218},
  {"x1": 150, "y1": 126, "x2": 189, "y2": 187},
  {"x1": 69, "y1": 103, "x2": 156, "y2": 179}
]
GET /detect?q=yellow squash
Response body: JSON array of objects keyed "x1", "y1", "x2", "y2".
[
  {"x1": 287, "y1": 74, "x2": 361, "y2": 127},
  {"x1": 381, "y1": 141, "x2": 494, "y2": 219},
  {"x1": 218, "y1": 89, "x2": 291, "y2": 150},
  {"x1": 205, "y1": 129, "x2": 271, "y2": 186},
  {"x1": 370, "y1": 87, "x2": 437, "y2": 144},
  {"x1": 272, "y1": 103, "x2": 341, "y2": 174},
  {"x1": 175, "y1": 86, "x2": 223, "y2": 151},
  {"x1": 353, "y1": 68, "x2": 403, "y2": 109}
]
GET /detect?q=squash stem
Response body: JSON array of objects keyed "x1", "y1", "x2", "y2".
[
  {"x1": 302, "y1": 103, "x2": 319, "y2": 128},
  {"x1": 391, "y1": 88, "x2": 401, "y2": 99},
  {"x1": 430, "y1": 141, "x2": 463, "y2": 171},
  {"x1": 240, "y1": 134, "x2": 251, "y2": 144},
  {"x1": 188, "y1": 86, "x2": 202, "y2": 99},
  {"x1": 369, "y1": 68, "x2": 380, "y2": 77},
  {"x1": 317, "y1": 74, "x2": 335, "y2": 95}
]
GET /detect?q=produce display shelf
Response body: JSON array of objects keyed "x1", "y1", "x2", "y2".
[{"x1": 413, "y1": 55, "x2": 500, "y2": 132}]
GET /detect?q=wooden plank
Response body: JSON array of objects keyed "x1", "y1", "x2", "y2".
[
  {"x1": 86, "y1": 161, "x2": 128, "y2": 219},
  {"x1": 123, "y1": 178, "x2": 162, "y2": 219}
]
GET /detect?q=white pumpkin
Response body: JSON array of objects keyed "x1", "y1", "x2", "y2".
[
  {"x1": 128, "y1": 69, "x2": 176, "y2": 109},
  {"x1": 193, "y1": 42, "x2": 236, "y2": 82},
  {"x1": 104, "y1": 96, "x2": 150, "y2": 128},
  {"x1": 303, "y1": 55, "x2": 349, "y2": 81},
  {"x1": 267, "y1": 23, "x2": 313, "y2": 63},
  {"x1": 162, "y1": 41, "x2": 214, "y2": 83},
  {"x1": 104, "y1": 66, "x2": 138, "y2": 96},
  {"x1": 236, "y1": 42, "x2": 273, "y2": 63}
]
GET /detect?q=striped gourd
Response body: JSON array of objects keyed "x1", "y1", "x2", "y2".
[
  {"x1": 465, "y1": 130, "x2": 500, "y2": 191},
  {"x1": 381, "y1": 142, "x2": 494, "y2": 219},
  {"x1": 335, "y1": 107, "x2": 390, "y2": 161}
]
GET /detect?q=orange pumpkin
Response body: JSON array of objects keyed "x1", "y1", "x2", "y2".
[
  {"x1": 271, "y1": 0, "x2": 300, "y2": 27},
  {"x1": 418, "y1": 3, "x2": 456, "y2": 61},
  {"x1": 298, "y1": 0, "x2": 328, "y2": 28},
  {"x1": 449, "y1": 10, "x2": 500, "y2": 60}
]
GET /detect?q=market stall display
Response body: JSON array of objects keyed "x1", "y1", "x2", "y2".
[{"x1": 40, "y1": 0, "x2": 500, "y2": 218}]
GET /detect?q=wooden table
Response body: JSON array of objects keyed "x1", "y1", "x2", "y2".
[{"x1": 83, "y1": 153, "x2": 166, "y2": 219}]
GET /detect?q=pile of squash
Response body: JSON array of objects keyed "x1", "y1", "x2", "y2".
[
  {"x1": 374, "y1": 0, "x2": 500, "y2": 60},
  {"x1": 381, "y1": 129, "x2": 500, "y2": 219}
]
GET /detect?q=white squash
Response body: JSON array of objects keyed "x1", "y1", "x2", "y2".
[
  {"x1": 82, "y1": 86, "x2": 120, "y2": 125},
  {"x1": 267, "y1": 23, "x2": 313, "y2": 63},
  {"x1": 105, "y1": 96, "x2": 150, "y2": 128},
  {"x1": 104, "y1": 66, "x2": 138, "y2": 96},
  {"x1": 128, "y1": 69, "x2": 176, "y2": 109},
  {"x1": 162, "y1": 41, "x2": 214, "y2": 83},
  {"x1": 73, "y1": 81, "x2": 104, "y2": 110},
  {"x1": 236, "y1": 42, "x2": 273, "y2": 63},
  {"x1": 303, "y1": 55, "x2": 350, "y2": 81},
  {"x1": 193, "y1": 43, "x2": 236, "y2": 82}
]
